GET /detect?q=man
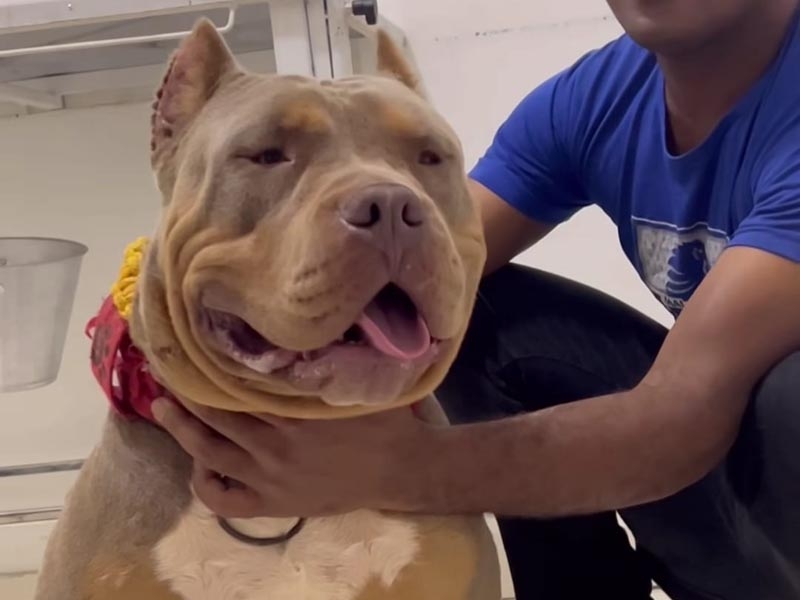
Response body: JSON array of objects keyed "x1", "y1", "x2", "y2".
[{"x1": 154, "y1": 1, "x2": 800, "y2": 598}]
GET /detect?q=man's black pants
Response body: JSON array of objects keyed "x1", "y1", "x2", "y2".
[{"x1": 436, "y1": 264, "x2": 800, "y2": 600}]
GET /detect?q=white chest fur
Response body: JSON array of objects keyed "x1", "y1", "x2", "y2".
[{"x1": 154, "y1": 500, "x2": 420, "y2": 600}]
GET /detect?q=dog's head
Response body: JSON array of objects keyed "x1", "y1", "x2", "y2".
[{"x1": 133, "y1": 20, "x2": 485, "y2": 418}]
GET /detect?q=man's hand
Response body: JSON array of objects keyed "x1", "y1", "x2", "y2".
[{"x1": 152, "y1": 399, "x2": 442, "y2": 518}]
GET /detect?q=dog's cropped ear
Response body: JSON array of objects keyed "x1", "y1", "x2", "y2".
[
  {"x1": 376, "y1": 30, "x2": 422, "y2": 95},
  {"x1": 151, "y1": 18, "x2": 239, "y2": 165}
]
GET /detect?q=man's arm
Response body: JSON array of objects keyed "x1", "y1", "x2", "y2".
[
  {"x1": 152, "y1": 244, "x2": 800, "y2": 520},
  {"x1": 470, "y1": 178, "x2": 554, "y2": 275},
  {"x1": 430, "y1": 246, "x2": 800, "y2": 516}
]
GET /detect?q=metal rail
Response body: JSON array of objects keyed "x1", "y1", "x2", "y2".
[
  {"x1": 0, "y1": 5, "x2": 236, "y2": 58},
  {"x1": 0, "y1": 459, "x2": 84, "y2": 479},
  {"x1": 0, "y1": 507, "x2": 63, "y2": 526},
  {"x1": 0, "y1": 460, "x2": 84, "y2": 526}
]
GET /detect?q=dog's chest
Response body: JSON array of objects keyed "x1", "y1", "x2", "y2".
[{"x1": 153, "y1": 500, "x2": 420, "y2": 600}]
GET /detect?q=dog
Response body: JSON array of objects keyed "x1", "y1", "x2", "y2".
[{"x1": 35, "y1": 19, "x2": 500, "y2": 600}]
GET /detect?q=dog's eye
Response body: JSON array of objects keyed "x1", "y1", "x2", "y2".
[
  {"x1": 252, "y1": 148, "x2": 290, "y2": 166},
  {"x1": 418, "y1": 150, "x2": 442, "y2": 166}
]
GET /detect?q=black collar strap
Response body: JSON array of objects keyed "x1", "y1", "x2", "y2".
[{"x1": 217, "y1": 516, "x2": 306, "y2": 547}]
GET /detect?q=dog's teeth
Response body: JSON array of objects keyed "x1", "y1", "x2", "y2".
[{"x1": 302, "y1": 351, "x2": 313, "y2": 361}]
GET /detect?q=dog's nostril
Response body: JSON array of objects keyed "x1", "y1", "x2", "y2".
[
  {"x1": 401, "y1": 202, "x2": 423, "y2": 227},
  {"x1": 366, "y1": 202, "x2": 381, "y2": 227},
  {"x1": 345, "y1": 201, "x2": 382, "y2": 228}
]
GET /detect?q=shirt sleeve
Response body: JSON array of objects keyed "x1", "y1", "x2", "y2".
[
  {"x1": 728, "y1": 145, "x2": 800, "y2": 263},
  {"x1": 469, "y1": 73, "x2": 589, "y2": 225}
]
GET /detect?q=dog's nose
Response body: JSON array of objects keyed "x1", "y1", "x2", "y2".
[{"x1": 340, "y1": 184, "x2": 424, "y2": 246}]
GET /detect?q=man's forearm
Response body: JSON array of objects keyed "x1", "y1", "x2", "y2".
[{"x1": 422, "y1": 382, "x2": 746, "y2": 517}]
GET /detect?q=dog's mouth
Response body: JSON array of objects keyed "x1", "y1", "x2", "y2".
[{"x1": 202, "y1": 284, "x2": 438, "y2": 377}]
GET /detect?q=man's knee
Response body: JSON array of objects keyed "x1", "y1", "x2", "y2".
[
  {"x1": 740, "y1": 352, "x2": 800, "y2": 566},
  {"x1": 727, "y1": 352, "x2": 800, "y2": 505}
]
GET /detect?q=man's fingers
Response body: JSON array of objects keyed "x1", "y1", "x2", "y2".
[
  {"x1": 152, "y1": 398, "x2": 252, "y2": 477},
  {"x1": 192, "y1": 467, "x2": 264, "y2": 519}
]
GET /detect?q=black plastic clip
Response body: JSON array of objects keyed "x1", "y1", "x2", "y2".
[{"x1": 351, "y1": 0, "x2": 378, "y2": 25}]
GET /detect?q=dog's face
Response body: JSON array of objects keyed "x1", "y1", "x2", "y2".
[{"x1": 133, "y1": 21, "x2": 485, "y2": 418}]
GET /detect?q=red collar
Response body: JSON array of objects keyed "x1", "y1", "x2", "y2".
[{"x1": 86, "y1": 296, "x2": 170, "y2": 423}]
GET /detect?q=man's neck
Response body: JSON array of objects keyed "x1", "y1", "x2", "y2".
[{"x1": 659, "y1": 2, "x2": 797, "y2": 155}]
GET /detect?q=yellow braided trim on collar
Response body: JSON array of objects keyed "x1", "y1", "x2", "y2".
[{"x1": 110, "y1": 237, "x2": 149, "y2": 320}]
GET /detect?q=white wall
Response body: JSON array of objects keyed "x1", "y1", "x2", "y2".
[
  {"x1": 0, "y1": 0, "x2": 671, "y2": 577},
  {"x1": 0, "y1": 103, "x2": 157, "y2": 469},
  {"x1": 0, "y1": 102, "x2": 159, "y2": 572}
]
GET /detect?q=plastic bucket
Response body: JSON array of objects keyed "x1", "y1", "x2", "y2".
[{"x1": 0, "y1": 238, "x2": 88, "y2": 392}]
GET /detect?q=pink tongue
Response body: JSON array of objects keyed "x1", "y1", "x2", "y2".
[{"x1": 356, "y1": 293, "x2": 431, "y2": 360}]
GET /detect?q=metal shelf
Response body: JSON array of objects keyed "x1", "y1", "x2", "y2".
[{"x1": 0, "y1": 0, "x2": 399, "y2": 117}]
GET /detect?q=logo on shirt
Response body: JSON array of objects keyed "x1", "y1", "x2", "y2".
[{"x1": 634, "y1": 218, "x2": 728, "y2": 316}]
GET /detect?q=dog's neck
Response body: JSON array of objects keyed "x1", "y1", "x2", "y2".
[{"x1": 89, "y1": 293, "x2": 307, "y2": 543}]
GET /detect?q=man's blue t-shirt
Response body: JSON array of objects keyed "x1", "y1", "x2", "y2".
[{"x1": 471, "y1": 14, "x2": 800, "y2": 317}]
